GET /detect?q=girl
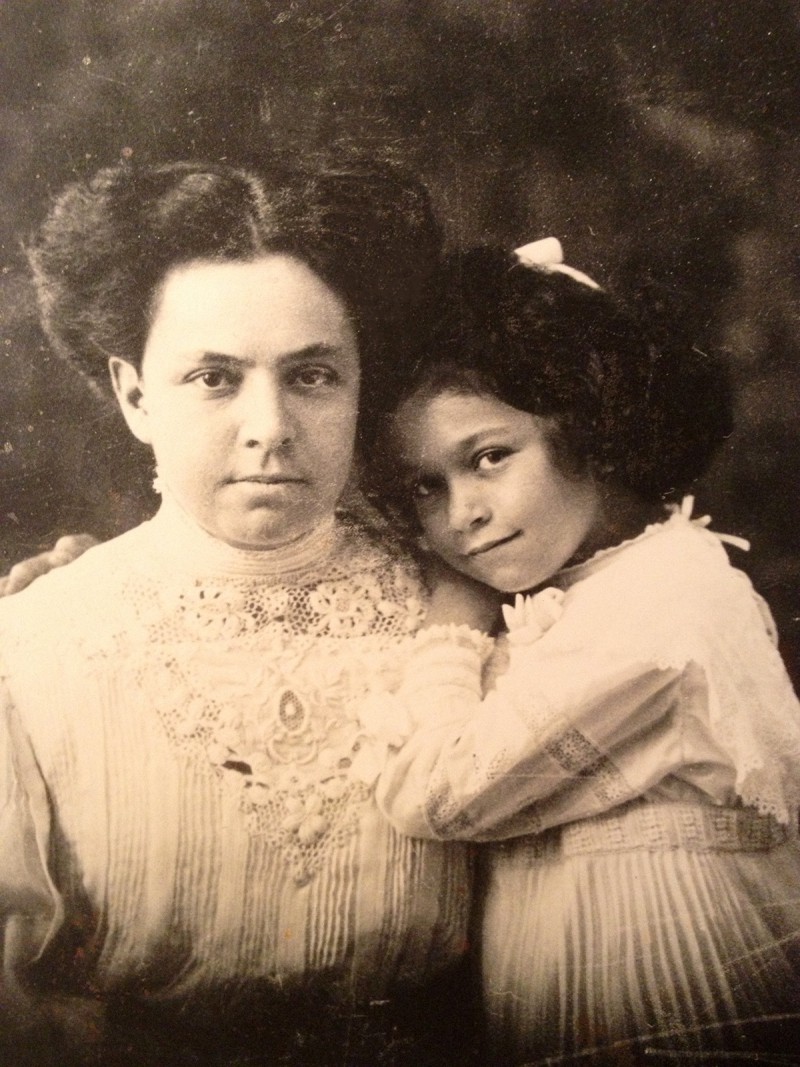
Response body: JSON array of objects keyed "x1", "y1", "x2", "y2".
[
  {"x1": 366, "y1": 241, "x2": 800, "y2": 1063},
  {"x1": 0, "y1": 161, "x2": 473, "y2": 1066}
]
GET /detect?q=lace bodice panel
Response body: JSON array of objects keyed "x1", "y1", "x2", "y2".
[
  {"x1": 0, "y1": 507, "x2": 469, "y2": 997},
  {"x1": 120, "y1": 532, "x2": 425, "y2": 885}
]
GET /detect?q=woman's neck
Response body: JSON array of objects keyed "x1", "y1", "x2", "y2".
[{"x1": 150, "y1": 488, "x2": 338, "y2": 579}]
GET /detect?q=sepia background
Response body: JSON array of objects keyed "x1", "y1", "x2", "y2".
[{"x1": 1, "y1": 0, "x2": 798, "y2": 681}]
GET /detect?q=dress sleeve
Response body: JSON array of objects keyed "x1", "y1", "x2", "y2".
[
  {"x1": 374, "y1": 597, "x2": 687, "y2": 841},
  {"x1": 0, "y1": 685, "x2": 67, "y2": 1062}
]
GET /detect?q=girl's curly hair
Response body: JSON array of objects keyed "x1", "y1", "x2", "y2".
[{"x1": 367, "y1": 245, "x2": 733, "y2": 529}]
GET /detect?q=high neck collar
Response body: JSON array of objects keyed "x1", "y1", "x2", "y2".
[
  {"x1": 146, "y1": 489, "x2": 339, "y2": 579},
  {"x1": 552, "y1": 497, "x2": 744, "y2": 589}
]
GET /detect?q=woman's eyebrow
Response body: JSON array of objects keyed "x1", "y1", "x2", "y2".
[
  {"x1": 179, "y1": 344, "x2": 349, "y2": 367},
  {"x1": 189, "y1": 352, "x2": 245, "y2": 365},
  {"x1": 279, "y1": 343, "x2": 350, "y2": 363}
]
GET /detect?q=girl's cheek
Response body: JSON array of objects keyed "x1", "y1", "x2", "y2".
[{"x1": 428, "y1": 530, "x2": 452, "y2": 559}]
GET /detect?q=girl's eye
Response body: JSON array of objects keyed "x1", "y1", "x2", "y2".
[
  {"x1": 291, "y1": 366, "x2": 338, "y2": 388},
  {"x1": 475, "y1": 448, "x2": 512, "y2": 470}
]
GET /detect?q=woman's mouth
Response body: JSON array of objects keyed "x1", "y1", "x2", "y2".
[{"x1": 233, "y1": 474, "x2": 307, "y2": 486}]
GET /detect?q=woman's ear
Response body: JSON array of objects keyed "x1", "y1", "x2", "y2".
[{"x1": 109, "y1": 357, "x2": 152, "y2": 445}]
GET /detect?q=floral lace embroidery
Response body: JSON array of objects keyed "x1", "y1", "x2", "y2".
[{"x1": 86, "y1": 531, "x2": 426, "y2": 885}]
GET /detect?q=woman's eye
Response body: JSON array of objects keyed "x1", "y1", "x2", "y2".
[
  {"x1": 292, "y1": 366, "x2": 337, "y2": 388},
  {"x1": 475, "y1": 448, "x2": 512, "y2": 470},
  {"x1": 190, "y1": 369, "x2": 235, "y2": 390}
]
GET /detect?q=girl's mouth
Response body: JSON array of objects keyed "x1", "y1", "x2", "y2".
[{"x1": 467, "y1": 531, "x2": 522, "y2": 557}]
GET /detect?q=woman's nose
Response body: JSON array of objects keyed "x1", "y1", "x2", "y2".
[{"x1": 238, "y1": 379, "x2": 293, "y2": 450}]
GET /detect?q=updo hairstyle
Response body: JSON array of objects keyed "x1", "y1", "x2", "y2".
[{"x1": 27, "y1": 160, "x2": 443, "y2": 449}]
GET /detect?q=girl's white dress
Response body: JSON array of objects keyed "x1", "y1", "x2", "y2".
[
  {"x1": 370, "y1": 506, "x2": 800, "y2": 1063},
  {"x1": 0, "y1": 496, "x2": 471, "y2": 1065}
]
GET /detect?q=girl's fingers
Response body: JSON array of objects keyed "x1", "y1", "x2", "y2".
[
  {"x1": 1, "y1": 534, "x2": 96, "y2": 596},
  {"x1": 4, "y1": 553, "x2": 56, "y2": 594},
  {"x1": 52, "y1": 533, "x2": 98, "y2": 562}
]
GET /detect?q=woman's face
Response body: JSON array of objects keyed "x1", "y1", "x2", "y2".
[{"x1": 112, "y1": 255, "x2": 360, "y2": 549}]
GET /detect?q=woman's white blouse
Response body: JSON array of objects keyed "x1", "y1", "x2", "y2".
[
  {"x1": 373, "y1": 511, "x2": 800, "y2": 840},
  {"x1": 0, "y1": 499, "x2": 469, "y2": 1014}
]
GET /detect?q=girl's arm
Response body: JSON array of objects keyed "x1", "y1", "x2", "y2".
[
  {"x1": 374, "y1": 588, "x2": 686, "y2": 841},
  {"x1": 421, "y1": 558, "x2": 504, "y2": 633}
]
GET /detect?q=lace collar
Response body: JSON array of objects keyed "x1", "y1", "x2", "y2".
[
  {"x1": 144, "y1": 490, "x2": 339, "y2": 580},
  {"x1": 553, "y1": 496, "x2": 750, "y2": 589}
]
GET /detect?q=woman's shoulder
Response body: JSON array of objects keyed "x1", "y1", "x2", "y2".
[
  {"x1": 0, "y1": 523, "x2": 149, "y2": 635},
  {"x1": 334, "y1": 514, "x2": 423, "y2": 582},
  {"x1": 317, "y1": 518, "x2": 428, "y2": 636}
]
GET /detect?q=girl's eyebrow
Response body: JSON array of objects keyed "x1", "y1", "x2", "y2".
[
  {"x1": 401, "y1": 424, "x2": 513, "y2": 474},
  {"x1": 399, "y1": 424, "x2": 514, "y2": 472},
  {"x1": 454, "y1": 424, "x2": 514, "y2": 456}
]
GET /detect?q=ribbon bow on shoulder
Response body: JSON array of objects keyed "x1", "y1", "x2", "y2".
[{"x1": 674, "y1": 495, "x2": 750, "y2": 552}]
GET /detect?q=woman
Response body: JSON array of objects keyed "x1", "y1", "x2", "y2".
[{"x1": 0, "y1": 161, "x2": 473, "y2": 1066}]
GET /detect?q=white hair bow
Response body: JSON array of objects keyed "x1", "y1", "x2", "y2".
[{"x1": 514, "y1": 237, "x2": 600, "y2": 290}]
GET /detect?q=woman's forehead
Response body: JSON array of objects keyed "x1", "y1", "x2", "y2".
[{"x1": 144, "y1": 255, "x2": 359, "y2": 367}]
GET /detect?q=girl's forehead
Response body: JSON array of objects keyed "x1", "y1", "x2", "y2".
[{"x1": 393, "y1": 389, "x2": 544, "y2": 462}]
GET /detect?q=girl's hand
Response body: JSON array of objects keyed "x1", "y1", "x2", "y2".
[
  {"x1": 0, "y1": 535, "x2": 98, "y2": 596},
  {"x1": 422, "y1": 556, "x2": 504, "y2": 633}
]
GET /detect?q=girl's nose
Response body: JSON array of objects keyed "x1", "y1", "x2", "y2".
[
  {"x1": 448, "y1": 483, "x2": 490, "y2": 532},
  {"x1": 238, "y1": 380, "x2": 294, "y2": 450}
]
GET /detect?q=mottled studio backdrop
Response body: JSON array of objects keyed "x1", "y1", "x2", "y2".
[{"x1": 1, "y1": 0, "x2": 799, "y2": 679}]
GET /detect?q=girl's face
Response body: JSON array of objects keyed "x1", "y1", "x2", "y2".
[
  {"x1": 392, "y1": 390, "x2": 604, "y2": 593},
  {"x1": 111, "y1": 255, "x2": 360, "y2": 550}
]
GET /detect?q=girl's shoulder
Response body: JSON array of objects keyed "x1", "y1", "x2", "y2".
[
  {"x1": 539, "y1": 510, "x2": 800, "y2": 825},
  {"x1": 562, "y1": 510, "x2": 751, "y2": 604},
  {"x1": 547, "y1": 512, "x2": 767, "y2": 665}
]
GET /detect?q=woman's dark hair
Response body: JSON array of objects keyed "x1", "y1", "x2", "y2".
[
  {"x1": 27, "y1": 160, "x2": 442, "y2": 449},
  {"x1": 370, "y1": 244, "x2": 733, "y2": 520}
]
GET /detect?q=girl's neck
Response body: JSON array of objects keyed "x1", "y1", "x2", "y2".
[{"x1": 567, "y1": 492, "x2": 667, "y2": 570}]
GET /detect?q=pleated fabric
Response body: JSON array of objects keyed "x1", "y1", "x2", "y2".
[{"x1": 480, "y1": 804, "x2": 800, "y2": 1064}]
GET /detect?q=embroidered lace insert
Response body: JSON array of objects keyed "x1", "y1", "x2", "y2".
[{"x1": 73, "y1": 519, "x2": 426, "y2": 886}]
